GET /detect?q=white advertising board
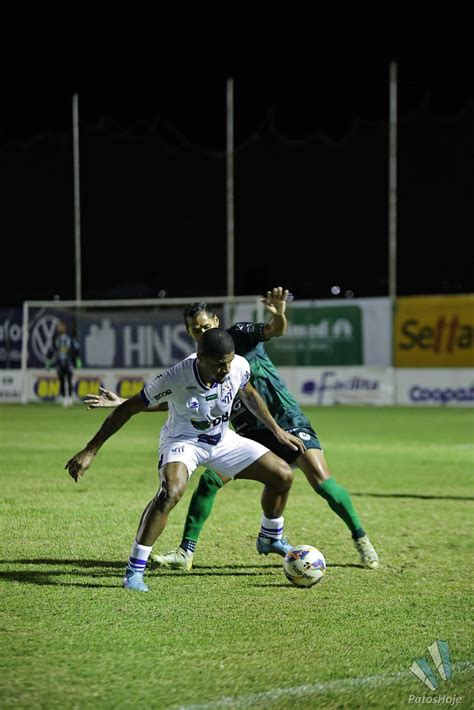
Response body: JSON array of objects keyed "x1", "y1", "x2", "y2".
[
  {"x1": 395, "y1": 369, "x2": 474, "y2": 407},
  {"x1": 8, "y1": 367, "x2": 474, "y2": 408},
  {"x1": 0, "y1": 371, "x2": 23, "y2": 402},
  {"x1": 278, "y1": 367, "x2": 395, "y2": 406}
]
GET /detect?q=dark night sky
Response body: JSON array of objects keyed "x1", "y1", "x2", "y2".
[{"x1": 2, "y1": 18, "x2": 473, "y2": 307}]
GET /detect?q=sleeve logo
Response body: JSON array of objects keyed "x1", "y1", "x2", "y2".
[{"x1": 154, "y1": 389, "x2": 172, "y2": 401}]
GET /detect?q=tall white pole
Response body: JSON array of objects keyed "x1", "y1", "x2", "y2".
[
  {"x1": 388, "y1": 62, "x2": 397, "y2": 304},
  {"x1": 20, "y1": 300, "x2": 29, "y2": 404},
  {"x1": 73, "y1": 94, "x2": 82, "y2": 302},
  {"x1": 226, "y1": 78, "x2": 234, "y2": 298}
]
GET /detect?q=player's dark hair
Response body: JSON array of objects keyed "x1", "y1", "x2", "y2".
[
  {"x1": 183, "y1": 302, "x2": 215, "y2": 325},
  {"x1": 198, "y1": 328, "x2": 234, "y2": 357}
]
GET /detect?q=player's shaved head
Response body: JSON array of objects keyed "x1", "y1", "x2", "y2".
[{"x1": 197, "y1": 328, "x2": 235, "y2": 357}]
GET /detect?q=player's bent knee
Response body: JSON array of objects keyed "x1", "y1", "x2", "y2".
[
  {"x1": 156, "y1": 482, "x2": 186, "y2": 511},
  {"x1": 275, "y1": 462, "x2": 294, "y2": 489}
]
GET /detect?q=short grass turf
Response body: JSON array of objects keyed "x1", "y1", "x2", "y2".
[{"x1": 1, "y1": 404, "x2": 473, "y2": 709}]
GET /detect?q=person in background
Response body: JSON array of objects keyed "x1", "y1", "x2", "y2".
[{"x1": 46, "y1": 321, "x2": 81, "y2": 407}]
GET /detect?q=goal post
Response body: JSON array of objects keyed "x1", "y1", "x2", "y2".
[{"x1": 21, "y1": 295, "x2": 264, "y2": 403}]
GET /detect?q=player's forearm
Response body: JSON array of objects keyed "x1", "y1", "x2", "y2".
[
  {"x1": 239, "y1": 388, "x2": 280, "y2": 435},
  {"x1": 266, "y1": 312, "x2": 287, "y2": 338},
  {"x1": 263, "y1": 287, "x2": 289, "y2": 338}
]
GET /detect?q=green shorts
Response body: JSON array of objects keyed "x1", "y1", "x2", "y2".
[{"x1": 243, "y1": 426, "x2": 321, "y2": 466}]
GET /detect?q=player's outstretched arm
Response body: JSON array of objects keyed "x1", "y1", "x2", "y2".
[
  {"x1": 239, "y1": 382, "x2": 305, "y2": 454},
  {"x1": 65, "y1": 393, "x2": 147, "y2": 482},
  {"x1": 84, "y1": 387, "x2": 168, "y2": 413},
  {"x1": 262, "y1": 286, "x2": 290, "y2": 339}
]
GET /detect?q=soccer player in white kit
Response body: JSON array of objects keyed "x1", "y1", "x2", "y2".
[{"x1": 65, "y1": 328, "x2": 305, "y2": 592}]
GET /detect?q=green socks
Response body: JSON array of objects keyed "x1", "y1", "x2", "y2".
[
  {"x1": 316, "y1": 478, "x2": 364, "y2": 538},
  {"x1": 180, "y1": 470, "x2": 364, "y2": 552},
  {"x1": 181, "y1": 468, "x2": 224, "y2": 546}
]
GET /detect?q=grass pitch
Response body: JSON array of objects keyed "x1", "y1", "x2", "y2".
[{"x1": 1, "y1": 404, "x2": 473, "y2": 708}]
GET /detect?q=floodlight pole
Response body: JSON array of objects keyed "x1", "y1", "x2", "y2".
[
  {"x1": 73, "y1": 94, "x2": 82, "y2": 302},
  {"x1": 226, "y1": 78, "x2": 235, "y2": 298},
  {"x1": 388, "y1": 62, "x2": 398, "y2": 399},
  {"x1": 388, "y1": 62, "x2": 397, "y2": 305}
]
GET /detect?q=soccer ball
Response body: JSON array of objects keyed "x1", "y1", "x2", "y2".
[{"x1": 283, "y1": 545, "x2": 326, "y2": 588}]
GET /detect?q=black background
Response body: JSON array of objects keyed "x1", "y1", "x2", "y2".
[{"x1": 2, "y1": 18, "x2": 473, "y2": 306}]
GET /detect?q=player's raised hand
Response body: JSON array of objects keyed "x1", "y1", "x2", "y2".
[
  {"x1": 84, "y1": 387, "x2": 124, "y2": 409},
  {"x1": 65, "y1": 448, "x2": 96, "y2": 482},
  {"x1": 261, "y1": 287, "x2": 290, "y2": 315}
]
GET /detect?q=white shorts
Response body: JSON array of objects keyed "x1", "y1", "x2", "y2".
[{"x1": 158, "y1": 429, "x2": 269, "y2": 480}]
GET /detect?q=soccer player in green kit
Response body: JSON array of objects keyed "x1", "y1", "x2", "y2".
[{"x1": 86, "y1": 287, "x2": 379, "y2": 569}]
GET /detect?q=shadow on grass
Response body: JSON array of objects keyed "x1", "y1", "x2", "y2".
[
  {"x1": 0, "y1": 558, "x2": 284, "y2": 586},
  {"x1": 1, "y1": 558, "x2": 124, "y2": 568},
  {"x1": 351, "y1": 492, "x2": 474, "y2": 501},
  {"x1": 0, "y1": 569, "x2": 119, "y2": 588}
]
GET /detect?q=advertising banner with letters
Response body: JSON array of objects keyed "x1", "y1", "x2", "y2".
[
  {"x1": 10, "y1": 367, "x2": 473, "y2": 407},
  {"x1": 0, "y1": 371, "x2": 23, "y2": 402},
  {"x1": 265, "y1": 305, "x2": 363, "y2": 366},
  {"x1": 266, "y1": 298, "x2": 392, "y2": 367},
  {"x1": 395, "y1": 295, "x2": 474, "y2": 367},
  {"x1": 24, "y1": 369, "x2": 165, "y2": 403},
  {"x1": 278, "y1": 366, "x2": 395, "y2": 406},
  {"x1": 395, "y1": 369, "x2": 474, "y2": 407},
  {"x1": 1, "y1": 299, "x2": 392, "y2": 370}
]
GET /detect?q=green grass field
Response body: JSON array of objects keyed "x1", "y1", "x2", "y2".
[{"x1": 1, "y1": 404, "x2": 473, "y2": 709}]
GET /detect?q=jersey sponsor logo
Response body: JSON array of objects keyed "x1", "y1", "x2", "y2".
[
  {"x1": 197, "y1": 433, "x2": 222, "y2": 446},
  {"x1": 191, "y1": 419, "x2": 210, "y2": 430},
  {"x1": 230, "y1": 397, "x2": 247, "y2": 425},
  {"x1": 191, "y1": 411, "x2": 230, "y2": 430},
  {"x1": 235, "y1": 323, "x2": 255, "y2": 333},
  {"x1": 232, "y1": 398, "x2": 243, "y2": 412},
  {"x1": 154, "y1": 389, "x2": 172, "y2": 401},
  {"x1": 205, "y1": 394, "x2": 218, "y2": 401}
]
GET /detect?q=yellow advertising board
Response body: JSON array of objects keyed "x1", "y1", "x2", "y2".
[{"x1": 395, "y1": 295, "x2": 474, "y2": 367}]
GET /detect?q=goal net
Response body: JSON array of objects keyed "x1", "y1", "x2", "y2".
[{"x1": 21, "y1": 295, "x2": 264, "y2": 403}]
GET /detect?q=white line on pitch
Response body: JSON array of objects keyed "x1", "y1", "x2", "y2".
[{"x1": 175, "y1": 661, "x2": 474, "y2": 709}]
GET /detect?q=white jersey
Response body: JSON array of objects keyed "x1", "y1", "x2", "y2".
[{"x1": 141, "y1": 353, "x2": 251, "y2": 446}]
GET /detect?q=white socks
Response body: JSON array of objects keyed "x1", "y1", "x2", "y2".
[
  {"x1": 127, "y1": 540, "x2": 152, "y2": 573},
  {"x1": 259, "y1": 515, "x2": 284, "y2": 540}
]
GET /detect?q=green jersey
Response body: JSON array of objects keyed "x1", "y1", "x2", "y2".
[{"x1": 227, "y1": 322, "x2": 310, "y2": 434}]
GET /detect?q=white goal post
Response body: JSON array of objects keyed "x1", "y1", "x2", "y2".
[{"x1": 21, "y1": 295, "x2": 264, "y2": 403}]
